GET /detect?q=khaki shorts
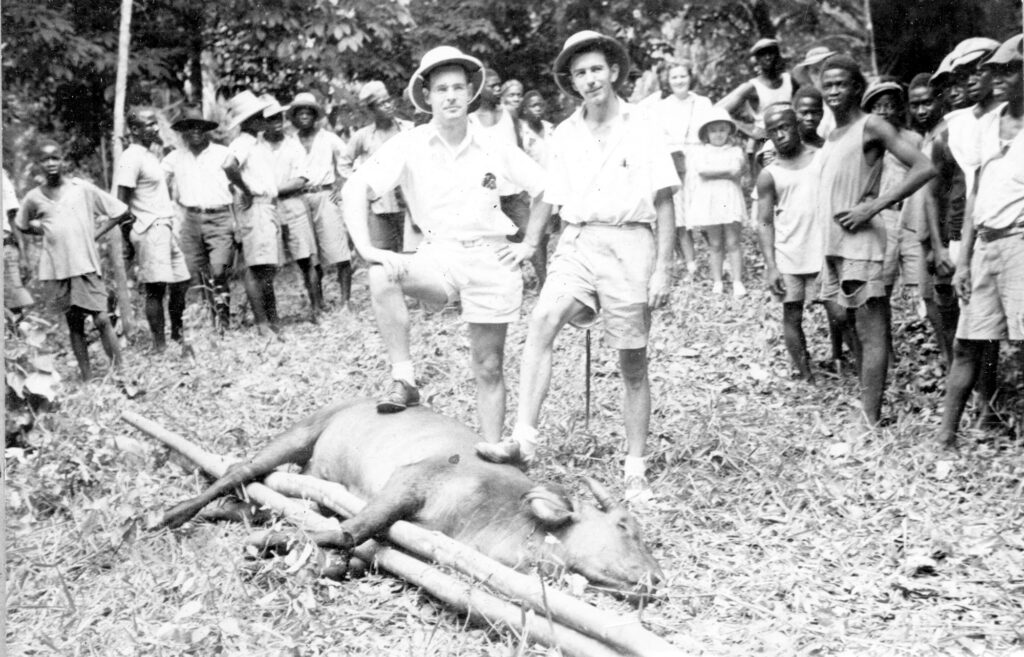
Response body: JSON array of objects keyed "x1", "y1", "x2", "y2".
[
  {"x1": 955, "y1": 234, "x2": 1024, "y2": 341},
  {"x1": 180, "y1": 208, "x2": 235, "y2": 279},
  {"x1": 50, "y1": 273, "x2": 106, "y2": 313},
  {"x1": 277, "y1": 196, "x2": 316, "y2": 262},
  {"x1": 304, "y1": 189, "x2": 350, "y2": 265},
  {"x1": 881, "y1": 209, "x2": 923, "y2": 289},
  {"x1": 543, "y1": 223, "x2": 654, "y2": 350},
  {"x1": 821, "y1": 256, "x2": 886, "y2": 309},
  {"x1": 414, "y1": 238, "x2": 522, "y2": 324},
  {"x1": 235, "y1": 200, "x2": 280, "y2": 267},
  {"x1": 130, "y1": 218, "x2": 190, "y2": 284},
  {"x1": 773, "y1": 272, "x2": 821, "y2": 305}
]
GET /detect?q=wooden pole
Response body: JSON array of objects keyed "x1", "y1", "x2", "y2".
[
  {"x1": 121, "y1": 411, "x2": 627, "y2": 657},
  {"x1": 109, "y1": 0, "x2": 135, "y2": 336},
  {"x1": 863, "y1": 0, "x2": 879, "y2": 77}
]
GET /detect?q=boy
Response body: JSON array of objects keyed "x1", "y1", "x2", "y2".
[
  {"x1": 17, "y1": 141, "x2": 131, "y2": 380},
  {"x1": 756, "y1": 105, "x2": 823, "y2": 381}
]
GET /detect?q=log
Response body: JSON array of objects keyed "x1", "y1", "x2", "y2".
[{"x1": 122, "y1": 412, "x2": 628, "y2": 657}]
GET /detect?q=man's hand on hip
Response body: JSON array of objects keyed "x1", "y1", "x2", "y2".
[{"x1": 497, "y1": 242, "x2": 534, "y2": 267}]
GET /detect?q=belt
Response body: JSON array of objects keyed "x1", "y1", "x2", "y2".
[
  {"x1": 573, "y1": 221, "x2": 652, "y2": 230},
  {"x1": 184, "y1": 205, "x2": 231, "y2": 215},
  {"x1": 278, "y1": 189, "x2": 304, "y2": 200},
  {"x1": 425, "y1": 236, "x2": 506, "y2": 249},
  {"x1": 976, "y1": 223, "x2": 1024, "y2": 243},
  {"x1": 304, "y1": 183, "x2": 335, "y2": 194}
]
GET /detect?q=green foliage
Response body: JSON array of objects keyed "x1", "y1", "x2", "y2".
[{"x1": 5, "y1": 315, "x2": 63, "y2": 446}]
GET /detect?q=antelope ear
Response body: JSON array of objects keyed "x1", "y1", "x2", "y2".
[{"x1": 523, "y1": 485, "x2": 576, "y2": 528}]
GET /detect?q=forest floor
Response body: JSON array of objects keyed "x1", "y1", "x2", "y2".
[{"x1": 5, "y1": 237, "x2": 1024, "y2": 656}]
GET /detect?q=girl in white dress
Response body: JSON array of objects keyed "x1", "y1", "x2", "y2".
[{"x1": 689, "y1": 108, "x2": 748, "y2": 297}]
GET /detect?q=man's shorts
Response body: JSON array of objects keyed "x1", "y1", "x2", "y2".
[
  {"x1": 276, "y1": 197, "x2": 316, "y2": 262},
  {"x1": 413, "y1": 238, "x2": 522, "y2": 324},
  {"x1": 303, "y1": 189, "x2": 350, "y2": 265},
  {"x1": 4, "y1": 243, "x2": 33, "y2": 309},
  {"x1": 50, "y1": 272, "x2": 106, "y2": 313},
  {"x1": 773, "y1": 272, "x2": 821, "y2": 305},
  {"x1": 130, "y1": 218, "x2": 190, "y2": 284},
  {"x1": 955, "y1": 234, "x2": 1024, "y2": 341},
  {"x1": 543, "y1": 223, "x2": 654, "y2": 350},
  {"x1": 235, "y1": 200, "x2": 280, "y2": 267},
  {"x1": 881, "y1": 209, "x2": 923, "y2": 289},
  {"x1": 180, "y1": 208, "x2": 235, "y2": 279},
  {"x1": 821, "y1": 256, "x2": 886, "y2": 309},
  {"x1": 369, "y1": 211, "x2": 404, "y2": 253}
]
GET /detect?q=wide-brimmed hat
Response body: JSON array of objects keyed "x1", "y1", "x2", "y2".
[
  {"x1": 982, "y1": 34, "x2": 1023, "y2": 67},
  {"x1": 950, "y1": 37, "x2": 1002, "y2": 70},
  {"x1": 358, "y1": 80, "x2": 390, "y2": 106},
  {"x1": 861, "y1": 80, "x2": 904, "y2": 110},
  {"x1": 261, "y1": 95, "x2": 289, "y2": 118},
  {"x1": 288, "y1": 92, "x2": 323, "y2": 119},
  {"x1": 553, "y1": 30, "x2": 630, "y2": 98},
  {"x1": 170, "y1": 104, "x2": 218, "y2": 132},
  {"x1": 697, "y1": 107, "x2": 738, "y2": 142},
  {"x1": 406, "y1": 46, "x2": 484, "y2": 114},
  {"x1": 225, "y1": 90, "x2": 272, "y2": 130},
  {"x1": 793, "y1": 46, "x2": 837, "y2": 86},
  {"x1": 750, "y1": 38, "x2": 780, "y2": 56}
]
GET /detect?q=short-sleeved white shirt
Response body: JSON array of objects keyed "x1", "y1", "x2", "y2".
[
  {"x1": 227, "y1": 133, "x2": 278, "y2": 199},
  {"x1": 350, "y1": 122, "x2": 544, "y2": 241},
  {"x1": 468, "y1": 109, "x2": 520, "y2": 194},
  {"x1": 161, "y1": 143, "x2": 233, "y2": 208},
  {"x1": 973, "y1": 107, "x2": 1024, "y2": 232},
  {"x1": 296, "y1": 129, "x2": 346, "y2": 187},
  {"x1": 545, "y1": 102, "x2": 679, "y2": 226},
  {"x1": 114, "y1": 143, "x2": 176, "y2": 230},
  {"x1": 260, "y1": 136, "x2": 307, "y2": 189}
]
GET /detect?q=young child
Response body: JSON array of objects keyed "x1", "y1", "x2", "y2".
[
  {"x1": 16, "y1": 140, "x2": 132, "y2": 380},
  {"x1": 688, "y1": 108, "x2": 748, "y2": 297}
]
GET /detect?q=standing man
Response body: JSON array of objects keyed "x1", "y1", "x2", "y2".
[
  {"x1": 342, "y1": 46, "x2": 546, "y2": 441},
  {"x1": 815, "y1": 56, "x2": 935, "y2": 430},
  {"x1": 289, "y1": 92, "x2": 353, "y2": 309},
  {"x1": 222, "y1": 91, "x2": 281, "y2": 336},
  {"x1": 261, "y1": 96, "x2": 323, "y2": 322},
  {"x1": 161, "y1": 105, "x2": 235, "y2": 328},
  {"x1": 476, "y1": 31, "x2": 677, "y2": 500},
  {"x1": 938, "y1": 34, "x2": 1023, "y2": 448},
  {"x1": 717, "y1": 39, "x2": 795, "y2": 147},
  {"x1": 340, "y1": 81, "x2": 413, "y2": 253},
  {"x1": 791, "y1": 86, "x2": 825, "y2": 148},
  {"x1": 115, "y1": 106, "x2": 192, "y2": 354},
  {"x1": 755, "y1": 104, "x2": 823, "y2": 381}
]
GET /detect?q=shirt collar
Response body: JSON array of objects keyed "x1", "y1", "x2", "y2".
[{"x1": 426, "y1": 119, "x2": 479, "y2": 157}]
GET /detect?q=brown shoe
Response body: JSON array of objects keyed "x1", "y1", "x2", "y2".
[
  {"x1": 475, "y1": 439, "x2": 522, "y2": 465},
  {"x1": 377, "y1": 379, "x2": 420, "y2": 413}
]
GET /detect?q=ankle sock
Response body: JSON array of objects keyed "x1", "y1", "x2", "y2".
[
  {"x1": 391, "y1": 361, "x2": 415, "y2": 386},
  {"x1": 512, "y1": 424, "x2": 539, "y2": 459},
  {"x1": 624, "y1": 455, "x2": 646, "y2": 480}
]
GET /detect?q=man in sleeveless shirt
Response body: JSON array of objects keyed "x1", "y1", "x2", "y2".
[
  {"x1": 816, "y1": 55, "x2": 936, "y2": 430},
  {"x1": 938, "y1": 34, "x2": 1024, "y2": 449}
]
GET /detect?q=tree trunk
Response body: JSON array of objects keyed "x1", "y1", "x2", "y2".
[
  {"x1": 863, "y1": 0, "x2": 879, "y2": 77},
  {"x1": 110, "y1": 0, "x2": 135, "y2": 336}
]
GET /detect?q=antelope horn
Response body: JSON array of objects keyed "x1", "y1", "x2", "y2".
[{"x1": 584, "y1": 476, "x2": 618, "y2": 511}]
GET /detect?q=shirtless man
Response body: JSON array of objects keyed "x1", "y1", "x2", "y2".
[{"x1": 717, "y1": 38, "x2": 795, "y2": 146}]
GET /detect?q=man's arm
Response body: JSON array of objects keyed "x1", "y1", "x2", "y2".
[
  {"x1": 715, "y1": 81, "x2": 756, "y2": 115},
  {"x1": 952, "y1": 170, "x2": 981, "y2": 301},
  {"x1": 337, "y1": 130, "x2": 361, "y2": 183},
  {"x1": 341, "y1": 175, "x2": 405, "y2": 279},
  {"x1": 501, "y1": 196, "x2": 553, "y2": 266},
  {"x1": 222, "y1": 156, "x2": 253, "y2": 210},
  {"x1": 835, "y1": 116, "x2": 937, "y2": 232},
  {"x1": 647, "y1": 187, "x2": 675, "y2": 307},
  {"x1": 754, "y1": 169, "x2": 784, "y2": 295}
]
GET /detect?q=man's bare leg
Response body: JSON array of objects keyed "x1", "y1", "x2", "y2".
[
  {"x1": 467, "y1": 323, "x2": 508, "y2": 442},
  {"x1": 782, "y1": 302, "x2": 813, "y2": 381},
  {"x1": 938, "y1": 339, "x2": 990, "y2": 446},
  {"x1": 855, "y1": 296, "x2": 890, "y2": 426},
  {"x1": 619, "y1": 347, "x2": 650, "y2": 460}
]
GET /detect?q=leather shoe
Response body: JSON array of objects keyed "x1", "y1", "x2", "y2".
[
  {"x1": 475, "y1": 439, "x2": 523, "y2": 465},
  {"x1": 377, "y1": 379, "x2": 420, "y2": 413}
]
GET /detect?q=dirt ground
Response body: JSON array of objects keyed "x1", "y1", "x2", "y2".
[{"x1": 5, "y1": 247, "x2": 1023, "y2": 656}]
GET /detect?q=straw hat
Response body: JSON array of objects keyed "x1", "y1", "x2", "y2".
[
  {"x1": 697, "y1": 107, "x2": 738, "y2": 142},
  {"x1": 288, "y1": 92, "x2": 323, "y2": 119},
  {"x1": 553, "y1": 30, "x2": 630, "y2": 98},
  {"x1": 261, "y1": 95, "x2": 289, "y2": 118},
  {"x1": 861, "y1": 80, "x2": 904, "y2": 110},
  {"x1": 980, "y1": 34, "x2": 1022, "y2": 67},
  {"x1": 950, "y1": 37, "x2": 1001, "y2": 70},
  {"x1": 225, "y1": 90, "x2": 272, "y2": 130},
  {"x1": 793, "y1": 46, "x2": 837, "y2": 86},
  {"x1": 750, "y1": 38, "x2": 780, "y2": 56},
  {"x1": 358, "y1": 81, "x2": 389, "y2": 106},
  {"x1": 170, "y1": 104, "x2": 218, "y2": 132},
  {"x1": 406, "y1": 46, "x2": 484, "y2": 114}
]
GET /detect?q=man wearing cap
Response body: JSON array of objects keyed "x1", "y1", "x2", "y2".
[
  {"x1": 717, "y1": 38, "x2": 795, "y2": 146},
  {"x1": 339, "y1": 81, "x2": 413, "y2": 253},
  {"x1": 222, "y1": 90, "x2": 281, "y2": 336},
  {"x1": 289, "y1": 92, "x2": 353, "y2": 309},
  {"x1": 476, "y1": 31, "x2": 677, "y2": 501},
  {"x1": 815, "y1": 55, "x2": 936, "y2": 430},
  {"x1": 341, "y1": 45, "x2": 546, "y2": 442},
  {"x1": 938, "y1": 34, "x2": 1024, "y2": 448},
  {"x1": 260, "y1": 96, "x2": 323, "y2": 322},
  {"x1": 115, "y1": 106, "x2": 192, "y2": 354},
  {"x1": 161, "y1": 105, "x2": 234, "y2": 328}
]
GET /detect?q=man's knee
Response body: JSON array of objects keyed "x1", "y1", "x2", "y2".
[
  {"x1": 471, "y1": 349, "x2": 504, "y2": 385},
  {"x1": 93, "y1": 311, "x2": 112, "y2": 329},
  {"x1": 619, "y1": 349, "x2": 648, "y2": 388}
]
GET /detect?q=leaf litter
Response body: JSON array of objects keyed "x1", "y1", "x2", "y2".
[{"x1": 4, "y1": 252, "x2": 1024, "y2": 656}]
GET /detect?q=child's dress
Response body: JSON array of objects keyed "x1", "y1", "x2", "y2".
[{"x1": 687, "y1": 144, "x2": 747, "y2": 227}]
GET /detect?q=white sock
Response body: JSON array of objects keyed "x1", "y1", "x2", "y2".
[
  {"x1": 391, "y1": 361, "x2": 415, "y2": 386},
  {"x1": 511, "y1": 424, "x2": 539, "y2": 459},
  {"x1": 624, "y1": 456, "x2": 646, "y2": 480}
]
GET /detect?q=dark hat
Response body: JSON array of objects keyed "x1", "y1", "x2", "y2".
[
  {"x1": 171, "y1": 105, "x2": 218, "y2": 132},
  {"x1": 553, "y1": 30, "x2": 631, "y2": 98}
]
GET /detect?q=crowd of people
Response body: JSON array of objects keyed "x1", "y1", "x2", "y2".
[{"x1": 3, "y1": 28, "x2": 1021, "y2": 501}]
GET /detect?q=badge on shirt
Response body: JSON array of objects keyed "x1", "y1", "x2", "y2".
[{"x1": 481, "y1": 173, "x2": 496, "y2": 190}]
